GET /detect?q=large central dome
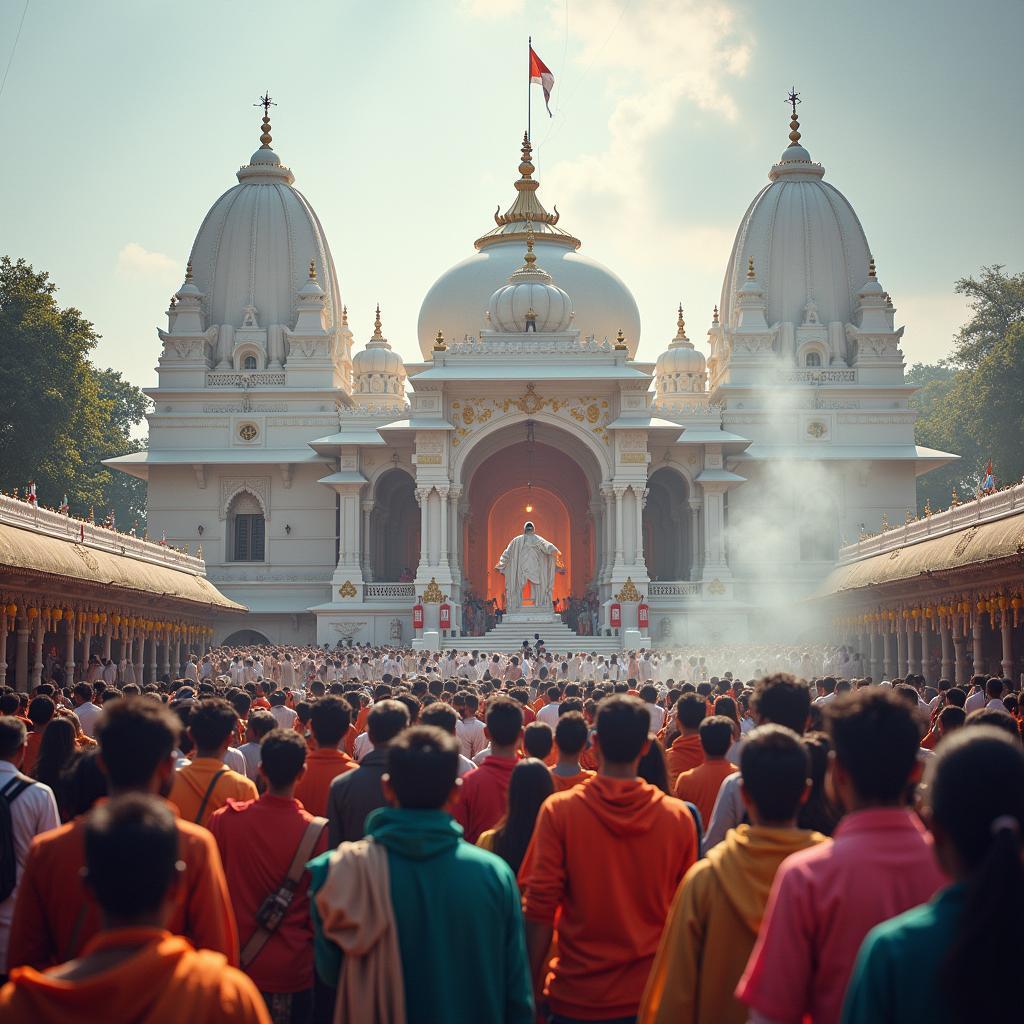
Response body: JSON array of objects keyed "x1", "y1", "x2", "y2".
[{"x1": 417, "y1": 134, "x2": 641, "y2": 358}]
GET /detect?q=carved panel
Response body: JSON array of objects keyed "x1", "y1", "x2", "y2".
[{"x1": 219, "y1": 476, "x2": 271, "y2": 520}]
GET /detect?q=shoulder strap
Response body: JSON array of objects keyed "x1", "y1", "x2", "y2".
[
  {"x1": 193, "y1": 768, "x2": 229, "y2": 824},
  {"x1": 240, "y1": 815, "x2": 327, "y2": 969},
  {"x1": 1, "y1": 776, "x2": 34, "y2": 803}
]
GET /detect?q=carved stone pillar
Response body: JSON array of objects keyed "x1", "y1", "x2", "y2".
[
  {"x1": 416, "y1": 488, "x2": 430, "y2": 569},
  {"x1": 31, "y1": 617, "x2": 44, "y2": 689},
  {"x1": 940, "y1": 620, "x2": 953, "y2": 681},
  {"x1": 360, "y1": 499, "x2": 374, "y2": 582},
  {"x1": 919, "y1": 624, "x2": 930, "y2": 683},
  {"x1": 65, "y1": 617, "x2": 76, "y2": 683},
  {"x1": 613, "y1": 487, "x2": 625, "y2": 562},
  {"x1": 1001, "y1": 613, "x2": 1014, "y2": 679},
  {"x1": 688, "y1": 499, "x2": 702, "y2": 581},
  {"x1": 14, "y1": 620, "x2": 29, "y2": 693},
  {"x1": 882, "y1": 629, "x2": 894, "y2": 679}
]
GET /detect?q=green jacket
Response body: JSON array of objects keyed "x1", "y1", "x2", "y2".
[{"x1": 309, "y1": 807, "x2": 534, "y2": 1024}]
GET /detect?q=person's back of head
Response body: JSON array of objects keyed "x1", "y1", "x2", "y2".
[
  {"x1": 928, "y1": 727, "x2": 1024, "y2": 1023},
  {"x1": 964, "y1": 707, "x2": 1020, "y2": 739},
  {"x1": 676, "y1": 692, "x2": 706, "y2": 731},
  {"x1": 73, "y1": 682, "x2": 93, "y2": 705},
  {"x1": 187, "y1": 698, "x2": 239, "y2": 756},
  {"x1": 268, "y1": 690, "x2": 287, "y2": 708},
  {"x1": 523, "y1": 721, "x2": 553, "y2": 760},
  {"x1": 486, "y1": 696, "x2": 525, "y2": 748},
  {"x1": 546, "y1": 685, "x2": 560, "y2": 703},
  {"x1": 309, "y1": 696, "x2": 352, "y2": 747},
  {"x1": 938, "y1": 705, "x2": 966, "y2": 736},
  {"x1": 228, "y1": 690, "x2": 251, "y2": 720},
  {"x1": 555, "y1": 711, "x2": 588, "y2": 758},
  {"x1": 752, "y1": 673, "x2": 810, "y2": 734},
  {"x1": 367, "y1": 699, "x2": 410, "y2": 747},
  {"x1": 698, "y1": 715, "x2": 734, "y2": 759},
  {"x1": 894, "y1": 683, "x2": 920, "y2": 710},
  {"x1": 945, "y1": 687, "x2": 967, "y2": 709},
  {"x1": 826, "y1": 689, "x2": 920, "y2": 806},
  {"x1": 385, "y1": 726, "x2": 459, "y2": 810},
  {"x1": 0, "y1": 716, "x2": 26, "y2": 763},
  {"x1": 820, "y1": 676, "x2": 837, "y2": 695},
  {"x1": 259, "y1": 729, "x2": 307, "y2": 790},
  {"x1": 596, "y1": 695, "x2": 650, "y2": 766},
  {"x1": 27, "y1": 695, "x2": 55, "y2": 728},
  {"x1": 246, "y1": 709, "x2": 277, "y2": 743},
  {"x1": 987, "y1": 677, "x2": 1005, "y2": 700},
  {"x1": 96, "y1": 697, "x2": 180, "y2": 790},
  {"x1": 419, "y1": 701, "x2": 458, "y2": 736},
  {"x1": 639, "y1": 684, "x2": 658, "y2": 704},
  {"x1": 739, "y1": 724, "x2": 811, "y2": 825}
]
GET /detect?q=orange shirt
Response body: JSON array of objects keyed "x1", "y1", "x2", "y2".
[
  {"x1": 354, "y1": 705, "x2": 371, "y2": 736},
  {"x1": 550, "y1": 768, "x2": 595, "y2": 793},
  {"x1": 292, "y1": 747, "x2": 357, "y2": 817},
  {"x1": 666, "y1": 733, "x2": 705, "y2": 791},
  {"x1": 23, "y1": 729, "x2": 45, "y2": 774},
  {"x1": 0, "y1": 928, "x2": 267, "y2": 1024},
  {"x1": 9, "y1": 809, "x2": 238, "y2": 970},
  {"x1": 169, "y1": 758, "x2": 258, "y2": 828},
  {"x1": 343, "y1": 723, "x2": 357, "y2": 757},
  {"x1": 673, "y1": 758, "x2": 738, "y2": 826},
  {"x1": 521, "y1": 776, "x2": 698, "y2": 1020}
]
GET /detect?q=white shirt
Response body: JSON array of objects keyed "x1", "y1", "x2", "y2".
[
  {"x1": 964, "y1": 689, "x2": 988, "y2": 713},
  {"x1": 537, "y1": 703, "x2": 561, "y2": 729},
  {"x1": 457, "y1": 754, "x2": 477, "y2": 778},
  {"x1": 238, "y1": 741, "x2": 261, "y2": 780},
  {"x1": 73, "y1": 701, "x2": 102, "y2": 739},
  {"x1": 354, "y1": 731, "x2": 374, "y2": 761},
  {"x1": 0, "y1": 760, "x2": 59, "y2": 972},
  {"x1": 456, "y1": 716, "x2": 488, "y2": 760},
  {"x1": 270, "y1": 705, "x2": 298, "y2": 729},
  {"x1": 184, "y1": 662, "x2": 199, "y2": 683},
  {"x1": 986, "y1": 697, "x2": 1007, "y2": 710},
  {"x1": 222, "y1": 746, "x2": 248, "y2": 776},
  {"x1": 645, "y1": 702, "x2": 666, "y2": 733}
]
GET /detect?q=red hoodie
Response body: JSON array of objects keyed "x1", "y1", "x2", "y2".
[
  {"x1": 521, "y1": 775, "x2": 697, "y2": 1019},
  {"x1": 452, "y1": 754, "x2": 518, "y2": 843}
]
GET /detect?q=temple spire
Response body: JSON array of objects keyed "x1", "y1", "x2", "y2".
[
  {"x1": 373, "y1": 303, "x2": 384, "y2": 339},
  {"x1": 254, "y1": 91, "x2": 276, "y2": 149},
  {"x1": 786, "y1": 87, "x2": 802, "y2": 147}
]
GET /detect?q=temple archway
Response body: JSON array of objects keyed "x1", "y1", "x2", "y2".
[
  {"x1": 372, "y1": 468, "x2": 419, "y2": 581},
  {"x1": 221, "y1": 629, "x2": 271, "y2": 646},
  {"x1": 643, "y1": 467, "x2": 692, "y2": 580}
]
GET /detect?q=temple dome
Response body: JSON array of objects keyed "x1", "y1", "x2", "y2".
[
  {"x1": 656, "y1": 307, "x2": 706, "y2": 398},
  {"x1": 486, "y1": 237, "x2": 573, "y2": 332},
  {"x1": 719, "y1": 107, "x2": 872, "y2": 331},
  {"x1": 418, "y1": 133, "x2": 640, "y2": 356},
  {"x1": 186, "y1": 111, "x2": 343, "y2": 333},
  {"x1": 352, "y1": 305, "x2": 405, "y2": 407}
]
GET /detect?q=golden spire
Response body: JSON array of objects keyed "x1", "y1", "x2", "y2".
[
  {"x1": 868, "y1": 255, "x2": 877, "y2": 279},
  {"x1": 675, "y1": 303, "x2": 686, "y2": 339},
  {"x1": 255, "y1": 91, "x2": 276, "y2": 149},
  {"x1": 341, "y1": 304, "x2": 349, "y2": 327},
  {"x1": 614, "y1": 329, "x2": 628, "y2": 351},
  {"x1": 373, "y1": 303, "x2": 384, "y2": 339},
  {"x1": 747, "y1": 255, "x2": 756, "y2": 279},
  {"x1": 518, "y1": 131, "x2": 534, "y2": 180},
  {"x1": 433, "y1": 328, "x2": 447, "y2": 352},
  {"x1": 524, "y1": 223, "x2": 537, "y2": 267},
  {"x1": 308, "y1": 258, "x2": 317, "y2": 280},
  {"x1": 185, "y1": 259, "x2": 193, "y2": 281},
  {"x1": 712, "y1": 304, "x2": 720, "y2": 325},
  {"x1": 786, "y1": 87, "x2": 801, "y2": 147}
]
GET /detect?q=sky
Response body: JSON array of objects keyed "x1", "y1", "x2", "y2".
[{"x1": 2, "y1": 0, "x2": 1022, "y2": 392}]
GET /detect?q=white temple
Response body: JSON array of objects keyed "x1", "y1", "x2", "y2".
[{"x1": 107, "y1": 98, "x2": 957, "y2": 649}]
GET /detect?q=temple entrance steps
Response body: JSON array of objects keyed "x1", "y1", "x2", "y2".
[{"x1": 444, "y1": 618, "x2": 623, "y2": 654}]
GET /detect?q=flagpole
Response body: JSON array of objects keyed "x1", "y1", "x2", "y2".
[{"x1": 528, "y1": 35, "x2": 532, "y2": 142}]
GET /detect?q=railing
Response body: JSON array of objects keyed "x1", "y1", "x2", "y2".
[
  {"x1": 648, "y1": 581, "x2": 702, "y2": 598},
  {"x1": 0, "y1": 494, "x2": 207, "y2": 574},
  {"x1": 776, "y1": 368, "x2": 857, "y2": 384},
  {"x1": 206, "y1": 371, "x2": 286, "y2": 387},
  {"x1": 839, "y1": 480, "x2": 1024, "y2": 563},
  {"x1": 364, "y1": 582, "x2": 416, "y2": 601}
]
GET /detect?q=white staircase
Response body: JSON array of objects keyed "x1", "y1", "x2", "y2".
[{"x1": 444, "y1": 618, "x2": 622, "y2": 654}]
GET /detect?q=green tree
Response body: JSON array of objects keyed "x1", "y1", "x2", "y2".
[
  {"x1": 949, "y1": 264, "x2": 1024, "y2": 368},
  {"x1": 0, "y1": 256, "x2": 149, "y2": 526}
]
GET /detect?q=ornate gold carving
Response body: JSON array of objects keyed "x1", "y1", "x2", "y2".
[
  {"x1": 806, "y1": 420, "x2": 827, "y2": 439},
  {"x1": 338, "y1": 580, "x2": 358, "y2": 598},
  {"x1": 422, "y1": 578, "x2": 444, "y2": 603},
  {"x1": 616, "y1": 577, "x2": 642, "y2": 602},
  {"x1": 415, "y1": 455, "x2": 442, "y2": 465},
  {"x1": 620, "y1": 453, "x2": 647, "y2": 464},
  {"x1": 514, "y1": 383, "x2": 544, "y2": 415},
  {"x1": 708, "y1": 578, "x2": 726, "y2": 595}
]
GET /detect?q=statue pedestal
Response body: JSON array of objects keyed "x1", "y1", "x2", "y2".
[{"x1": 502, "y1": 610, "x2": 561, "y2": 625}]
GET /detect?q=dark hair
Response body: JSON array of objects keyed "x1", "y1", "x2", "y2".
[
  {"x1": 228, "y1": 690, "x2": 252, "y2": 719},
  {"x1": 419, "y1": 702, "x2": 458, "y2": 735},
  {"x1": 523, "y1": 721, "x2": 553, "y2": 760},
  {"x1": 826, "y1": 689, "x2": 920, "y2": 802},
  {"x1": 699, "y1": 716, "x2": 735, "y2": 758},
  {"x1": 85, "y1": 794, "x2": 179, "y2": 919},
  {"x1": 944, "y1": 687, "x2": 967, "y2": 709},
  {"x1": 713, "y1": 695, "x2": 739, "y2": 729},
  {"x1": 367, "y1": 699, "x2": 410, "y2": 745},
  {"x1": 187, "y1": 698, "x2": 238, "y2": 753},
  {"x1": 596, "y1": 695, "x2": 651, "y2": 764},
  {"x1": 492, "y1": 759, "x2": 554, "y2": 874},
  {"x1": 28, "y1": 696, "x2": 56, "y2": 727},
  {"x1": 259, "y1": 729, "x2": 307, "y2": 788},
  {"x1": 676, "y1": 692, "x2": 707, "y2": 730},
  {"x1": 932, "y1": 728, "x2": 1024, "y2": 1023},
  {"x1": 486, "y1": 697, "x2": 524, "y2": 747},
  {"x1": 555, "y1": 711, "x2": 588, "y2": 757},
  {"x1": 739, "y1": 724, "x2": 810, "y2": 822},
  {"x1": 986, "y1": 677, "x2": 1005, "y2": 699},
  {"x1": 965, "y1": 707, "x2": 1020, "y2": 739},
  {"x1": 386, "y1": 726, "x2": 459, "y2": 809},
  {"x1": 395, "y1": 693, "x2": 421, "y2": 725},
  {"x1": 32, "y1": 717, "x2": 78, "y2": 790},
  {"x1": 309, "y1": 696, "x2": 352, "y2": 746},
  {"x1": 797, "y1": 731, "x2": 840, "y2": 836},
  {"x1": 938, "y1": 705, "x2": 966, "y2": 735},
  {"x1": 246, "y1": 709, "x2": 277, "y2": 741},
  {"x1": 751, "y1": 674, "x2": 810, "y2": 734},
  {"x1": 64, "y1": 747, "x2": 109, "y2": 818},
  {"x1": 637, "y1": 737, "x2": 670, "y2": 793},
  {"x1": 96, "y1": 698, "x2": 180, "y2": 788},
  {"x1": 0, "y1": 715, "x2": 27, "y2": 760}
]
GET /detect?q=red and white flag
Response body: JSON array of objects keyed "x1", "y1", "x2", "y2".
[
  {"x1": 530, "y1": 45, "x2": 554, "y2": 116},
  {"x1": 26, "y1": 481, "x2": 37, "y2": 505}
]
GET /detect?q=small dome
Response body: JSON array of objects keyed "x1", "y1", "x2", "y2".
[
  {"x1": 486, "y1": 238, "x2": 573, "y2": 332},
  {"x1": 656, "y1": 307, "x2": 706, "y2": 396},
  {"x1": 353, "y1": 305, "x2": 406, "y2": 377}
]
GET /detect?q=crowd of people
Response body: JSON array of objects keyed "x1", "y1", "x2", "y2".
[{"x1": 0, "y1": 636, "x2": 1021, "y2": 1023}]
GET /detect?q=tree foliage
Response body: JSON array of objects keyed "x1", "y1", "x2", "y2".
[
  {"x1": 913, "y1": 266, "x2": 1024, "y2": 513},
  {"x1": 0, "y1": 257, "x2": 149, "y2": 526}
]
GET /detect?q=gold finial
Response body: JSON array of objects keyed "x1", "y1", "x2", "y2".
[
  {"x1": 880, "y1": 511, "x2": 890, "y2": 532},
  {"x1": 373, "y1": 303, "x2": 383, "y2": 339},
  {"x1": 433, "y1": 328, "x2": 447, "y2": 352},
  {"x1": 308, "y1": 258, "x2": 316, "y2": 280},
  {"x1": 255, "y1": 91, "x2": 276, "y2": 149},
  {"x1": 614, "y1": 329, "x2": 628, "y2": 351},
  {"x1": 786, "y1": 87, "x2": 801, "y2": 146},
  {"x1": 519, "y1": 131, "x2": 534, "y2": 178},
  {"x1": 924, "y1": 497, "x2": 932, "y2": 517},
  {"x1": 524, "y1": 222, "x2": 537, "y2": 266},
  {"x1": 950, "y1": 487, "x2": 960, "y2": 508},
  {"x1": 675, "y1": 303, "x2": 686, "y2": 338},
  {"x1": 185, "y1": 259, "x2": 193, "y2": 281},
  {"x1": 342, "y1": 304, "x2": 349, "y2": 327},
  {"x1": 712, "y1": 304, "x2": 720, "y2": 325},
  {"x1": 747, "y1": 255, "x2": 756, "y2": 279},
  {"x1": 868, "y1": 255, "x2": 877, "y2": 279}
]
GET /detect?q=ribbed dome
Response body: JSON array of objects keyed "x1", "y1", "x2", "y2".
[
  {"x1": 656, "y1": 306, "x2": 706, "y2": 396},
  {"x1": 353, "y1": 305, "x2": 405, "y2": 376},
  {"x1": 719, "y1": 113, "x2": 871, "y2": 331},
  {"x1": 486, "y1": 239, "x2": 573, "y2": 332},
  {"x1": 418, "y1": 134, "x2": 640, "y2": 356},
  {"x1": 187, "y1": 118, "x2": 343, "y2": 333}
]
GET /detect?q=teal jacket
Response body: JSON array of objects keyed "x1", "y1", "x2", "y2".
[{"x1": 309, "y1": 807, "x2": 534, "y2": 1024}]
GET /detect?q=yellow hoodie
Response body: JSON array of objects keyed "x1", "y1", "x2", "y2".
[{"x1": 638, "y1": 824, "x2": 826, "y2": 1024}]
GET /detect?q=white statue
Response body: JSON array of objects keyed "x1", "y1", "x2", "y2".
[{"x1": 495, "y1": 521, "x2": 561, "y2": 615}]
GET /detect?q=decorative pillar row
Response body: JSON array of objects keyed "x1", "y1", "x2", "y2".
[
  {"x1": 65, "y1": 619, "x2": 76, "y2": 684},
  {"x1": 30, "y1": 617, "x2": 44, "y2": 689},
  {"x1": 633, "y1": 487, "x2": 646, "y2": 569},
  {"x1": 919, "y1": 625, "x2": 930, "y2": 683},
  {"x1": 14, "y1": 619, "x2": 30, "y2": 693},
  {"x1": 688, "y1": 500, "x2": 702, "y2": 582},
  {"x1": 1001, "y1": 614, "x2": 1014, "y2": 679},
  {"x1": 939, "y1": 621, "x2": 953, "y2": 681},
  {"x1": 360, "y1": 500, "x2": 374, "y2": 582},
  {"x1": 613, "y1": 488, "x2": 624, "y2": 562},
  {"x1": 416, "y1": 487, "x2": 430, "y2": 570}
]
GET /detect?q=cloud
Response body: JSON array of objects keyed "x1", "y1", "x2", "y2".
[
  {"x1": 116, "y1": 242, "x2": 178, "y2": 279},
  {"x1": 892, "y1": 291, "x2": 969, "y2": 365}
]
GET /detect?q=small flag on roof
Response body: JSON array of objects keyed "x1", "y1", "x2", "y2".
[{"x1": 529, "y1": 44, "x2": 555, "y2": 117}]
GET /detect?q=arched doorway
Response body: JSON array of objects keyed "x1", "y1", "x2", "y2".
[
  {"x1": 222, "y1": 629, "x2": 271, "y2": 646},
  {"x1": 643, "y1": 468, "x2": 691, "y2": 580},
  {"x1": 372, "y1": 469, "x2": 419, "y2": 581}
]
